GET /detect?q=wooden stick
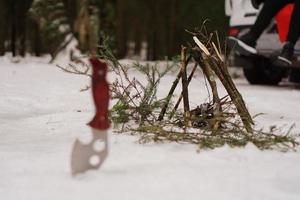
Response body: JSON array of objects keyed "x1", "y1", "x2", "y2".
[
  {"x1": 169, "y1": 62, "x2": 198, "y2": 119},
  {"x1": 181, "y1": 46, "x2": 190, "y2": 125},
  {"x1": 158, "y1": 55, "x2": 191, "y2": 121},
  {"x1": 205, "y1": 56, "x2": 253, "y2": 133},
  {"x1": 197, "y1": 56, "x2": 222, "y2": 130},
  {"x1": 193, "y1": 36, "x2": 253, "y2": 132}
]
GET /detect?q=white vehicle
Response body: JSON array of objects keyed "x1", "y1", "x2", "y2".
[{"x1": 225, "y1": 0, "x2": 300, "y2": 85}]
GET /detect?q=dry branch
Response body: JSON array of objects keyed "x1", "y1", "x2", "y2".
[
  {"x1": 56, "y1": 62, "x2": 91, "y2": 77},
  {"x1": 196, "y1": 56, "x2": 221, "y2": 130},
  {"x1": 180, "y1": 46, "x2": 190, "y2": 126},
  {"x1": 157, "y1": 56, "x2": 191, "y2": 121},
  {"x1": 169, "y1": 62, "x2": 198, "y2": 119},
  {"x1": 193, "y1": 36, "x2": 253, "y2": 133}
]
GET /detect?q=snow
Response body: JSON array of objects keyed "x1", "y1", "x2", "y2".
[{"x1": 1, "y1": 56, "x2": 300, "y2": 200}]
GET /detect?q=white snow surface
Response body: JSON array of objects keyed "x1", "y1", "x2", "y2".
[{"x1": 1, "y1": 56, "x2": 300, "y2": 200}]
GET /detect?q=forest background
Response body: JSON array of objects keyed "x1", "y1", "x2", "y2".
[{"x1": 0, "y1": 0, "x2": 227, "y2": 60}]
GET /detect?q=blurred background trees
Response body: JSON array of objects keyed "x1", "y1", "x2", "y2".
[{"x1": 0, "y1": 0, "x2": 227, "y2": 60}]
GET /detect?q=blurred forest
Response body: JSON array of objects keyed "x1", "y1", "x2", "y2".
[{"x1": 0, "y1": 0, "x2": 227, "y2": 60}]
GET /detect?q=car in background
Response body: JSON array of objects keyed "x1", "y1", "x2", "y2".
[{"x1": 225, "y1": 0, "x2": 300, "y2": 85}]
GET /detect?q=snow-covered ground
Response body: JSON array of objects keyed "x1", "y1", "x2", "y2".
[{"x1": 1, "y1": 56, "x2": 300, "y2": 200}]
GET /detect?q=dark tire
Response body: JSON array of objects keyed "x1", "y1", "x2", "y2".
[
  {"x1": 235, "y1": 55, "x2": 286, "y2": 85},
  {"x1": 289, "y1": 68, "x2": 300, "y2": 83}
]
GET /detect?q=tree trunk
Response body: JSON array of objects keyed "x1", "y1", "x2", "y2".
[
  {"x1": 8, "y1": 0, "x2": 33, "y2": 57},
  {"x1": 0, "y1": 1, "x2": 6, "y2": 56},
  {"x1": 133, "y1": 18, "x2": 141, "y2": 56},
  {"x1": 147, "y1": 0, "x2": 160, "y2": 60},
  {"x1": 33, "y1": 20, "x2": 41, "y2": 56},
  {"x1": 11, "y1": 0, "x2": 17, "y2": 57},
  {"x1": 18, "y1": 2, "x2": 27, "y2": 57},
  {"x1": 62, "y1": 0, "x2": 78, "y2": 33},
  {"x1": 116, "y1": 0, "x2": 127, "y2": 58},
  {"x1": 168, "y1": 0, "x2": 177, "y2": 57}
]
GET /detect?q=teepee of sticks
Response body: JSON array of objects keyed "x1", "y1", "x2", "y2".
[{"x1": 158, "y1": 35, "x2": 254, "y2": 133}]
